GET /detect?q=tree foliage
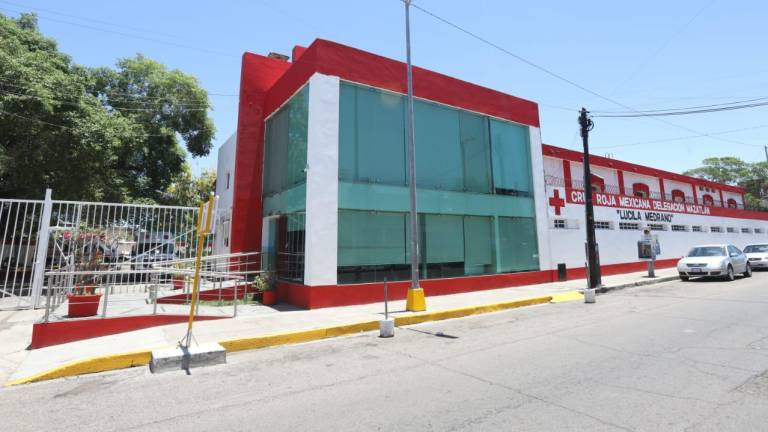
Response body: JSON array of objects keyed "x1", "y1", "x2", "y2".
[
  {"x1": 684, "y1": 157, "x2": 768, "y2": 210},
  {"x1": 0, "y1": 13, "x2": 215, "y2": 204},
  {"x1": 164, "y1": 168, "x2": 217, "y2": 207}
]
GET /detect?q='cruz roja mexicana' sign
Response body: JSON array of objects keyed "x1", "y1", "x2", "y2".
[{"x1": 567, "y1": 189, "x2": 711, "y2": 216}]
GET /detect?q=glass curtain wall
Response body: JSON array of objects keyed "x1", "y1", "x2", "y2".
[
  {"x1": 337, "y1": 82, "x2": 538, "y2": 283},
  {"x1": 263, "y1": 85, "x2": 309, "y2": 282}
]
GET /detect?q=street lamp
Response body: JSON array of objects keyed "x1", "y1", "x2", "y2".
[{"x1": 404, "y1": 0, "x2": 426, "y2": 311}]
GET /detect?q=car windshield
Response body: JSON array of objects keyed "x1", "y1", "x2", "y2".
[
  {"x1": 688, "y1": 246, "x2": 725, "y2": 257},
  {"x1": 744, "y1": 245, "x2": 768, "y2": 253}
]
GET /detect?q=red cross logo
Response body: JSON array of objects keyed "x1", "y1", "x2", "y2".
[{"x1": 549, "y1": 189, "x2": 565, "y2": 215}]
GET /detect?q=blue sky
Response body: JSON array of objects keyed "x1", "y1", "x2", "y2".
[{"x1": 3, "y1": 0, "x2": 767, "y2": 176}]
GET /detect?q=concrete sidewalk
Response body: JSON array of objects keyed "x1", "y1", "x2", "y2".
[{"x1": 1, "y1": 267, "x2": 678, "y2": 385}]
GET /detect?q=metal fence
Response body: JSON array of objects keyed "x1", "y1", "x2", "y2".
[
  {"x1": 0, "y1": 198, "x2": 45, "y2": 309},
  {"x1": 0, "y1": 189, "x2": 213, "y2": 310},
  {"x1": 41, "y1": 251, "x2": 266, "y2": 322}
]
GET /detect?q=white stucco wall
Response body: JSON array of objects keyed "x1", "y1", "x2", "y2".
[
  {"x1": 570, "y1": 161, "x2": 618, "y2": 189},
  {"x1": 544, "y1": 182, "x2": 768, "y2": 269},
  {"x1": 663, "y1": 178, "x2": 694, "y2": 200},
  {"x1": 214, "y1": 133, "x2": 236, "y2": 256},
  {"x1": 529, "y1": 127, "x2": 550, "y2": 272},
  {"x1": 623, "y1": 171, "x2": 661, "y2": 196},
  {"x1": 723, "y1": 190, "x2": 744, "y2": 207},
  {"x1": 303, "y1": 73, "x2": 340, "y2": 285},
  {"x1": 542, "y1": 156, "x2": 564, "y2": 182}
]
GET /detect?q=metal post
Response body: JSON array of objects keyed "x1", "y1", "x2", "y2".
[
  {"x1": 384, "y1": 277, "x2": 389, "y2": 320},
  {"x1": 233, "y1": 281, "x2": 238, "y2": 318},
  {"x1": 43, "y1": 273, "x2": 52, "y2": 322},
  {"x1": 31, "y1": 189, "x2": 53, "y2": 308},
  {"x1": 579, "y1": 108, "x2": 602, "y2": 291},
  {"x1": 404, "y1": 0, "x2": 426, "y2": 312},
  {"x1": 101, "y1": 272, "x2": 111, "y2": 318}
]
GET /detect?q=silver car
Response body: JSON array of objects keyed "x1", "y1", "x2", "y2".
[
  {"x1": 744, "y1": 244, "x2": 768, "y2": 269},
  {"x1": 677, "y1": 244, "x2": 751, "y2": 281}
]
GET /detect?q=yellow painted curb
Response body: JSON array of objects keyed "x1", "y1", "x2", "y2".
[
  {"x1": 5, "y1": 350, "x2": 151, "y2": 387},
  {"x1": 219, "y1": 320, "x2": 380, "y2": 352},
  {"x1": 394, "y1": 295, "x2": 552, "y2": 327},
  {"x1": 550, "y1": 291, "x2": 584, "y2": 303},
  {"x1": 6, "y1": 295, "x2": 554, "y2": 386}
]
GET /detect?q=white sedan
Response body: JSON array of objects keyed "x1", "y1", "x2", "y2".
[
  {"x1": 744, "y1": 244, "x2": 768, "y2": 269},
  {"x1": 677, "y1": 244, "x2": 751, "y2": 281}
]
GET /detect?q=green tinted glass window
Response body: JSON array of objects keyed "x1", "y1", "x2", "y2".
[
  {"x1": 490, "y1": 119, "x2": 532, "y2": 196},
  {"x1": 286, "y1": 86, "x2": 309, "y2": 187},
  {"x1": 422, "y1": 214, "x2": 464, "y2": 263},
  {"x1": 498, "y1": 216, "x2": 539, "y2": 272},
  {"x1": 339, "y1": 84, "x2": 406, "y2": 186},
  {"x1": 414, "y1": 100, "x2": 463, "y2": 191},
  {"x1": 263, "y1": 108, "x2": 288, "y2": 196},
  {"x1": 263, "y1": 86, "x2": 309, "y2": 196},
  {"x1": 460, "y1": 112, "x2": 491, "y2": 193},
  {"x1": 338, "y1": 210, "x2": 407, "y2": 266},
  {"x1": 464, "y1": 216, "x2": 494, "y2": 275}
]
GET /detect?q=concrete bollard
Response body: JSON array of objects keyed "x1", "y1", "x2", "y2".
[
  {"x1": 584, "y1": 288, "x2": 596, "y2": 303},
  {"x1": 380, "y1": 318, "x2": 395, "y2": 338}
]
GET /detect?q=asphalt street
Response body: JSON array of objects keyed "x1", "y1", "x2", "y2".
[{"x1": 3, "y1": 272, "x2": 768, "y2": 431}]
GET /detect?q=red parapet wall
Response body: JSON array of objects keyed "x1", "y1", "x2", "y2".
[
  {"x1": 30, "y1": 315, "x2": 225, "y2": 349},
  {"x1": 277, "y1": 258, "x2": 680, "y2": 309}
]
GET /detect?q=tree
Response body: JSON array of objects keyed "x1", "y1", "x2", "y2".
[
  {"x1": 684, "y1": 157, "x2": 768, "y2": 210},
  {"x1": 164, "y1": 168, "x2": 217, "y2": 207},
  {"x1": 89, "y1": 56, "x2": 215, "y2": 201},
  {"x1": 682, "y1": 157, "x2": 748, "y2": 185},
  {"x1": 0, "y1": 13, "x2": 215, "y2": 202}
]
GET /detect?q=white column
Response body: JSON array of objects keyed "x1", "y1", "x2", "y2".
[
  {"x1": 303, "y1": 73, "x2": 340, "y2": 285},
  {"x1": 31, "y1": 188, "x2": 53, "y2": 308},
  {"x1": 529, "y1": 126, "x2": 552, "y2": 272}
]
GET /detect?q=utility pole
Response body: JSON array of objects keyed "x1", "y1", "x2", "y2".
[
  {"x1": 764, "y1": 145, "x2": 768, "y2": 163},
  {"x1": 579, "y1": 108, "x2": 601, "y2": 301},
  {"x1": 403, "y1": 0, "x2": 426, "y2": 312}
]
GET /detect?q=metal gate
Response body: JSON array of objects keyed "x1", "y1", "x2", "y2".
[{"x1": 0, "y1": 190, "x2": 202, "y2": 310}]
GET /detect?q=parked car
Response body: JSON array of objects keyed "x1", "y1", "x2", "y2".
[
  {"x1": 744, "y1": 244, "x2": 768, "y2": 270},
  {"x1": 131, "y1": 233, "x2": 176, "y2": 271},
  {"x1": 677, "y1": 244, "x2": 751, "y2": 281}
]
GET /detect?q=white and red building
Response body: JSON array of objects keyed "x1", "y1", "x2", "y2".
[{"x1": 216, "y1": 38, "x2": 768, "y2": 309}]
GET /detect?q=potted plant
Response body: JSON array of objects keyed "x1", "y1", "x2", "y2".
[
  {"x1": 252, "y1": 272, "x2": 277, "y2": 306},
  {"x1": 67, "y1": 250, "x2": 103, "y2": 317},
  {"x1": 171, "y1": 270, "x2": 186, "y2": 290}
]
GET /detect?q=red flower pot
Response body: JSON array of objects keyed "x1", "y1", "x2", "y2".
[
  {"x1": 261, "y1": 290, "x2": 277, "y2": 306},
  {"x1": 172, "y1": 276, "x2": 185, "y2": 290},
  {"x1": 67, "y1": 294, "x2": 102, "y2": 317}
]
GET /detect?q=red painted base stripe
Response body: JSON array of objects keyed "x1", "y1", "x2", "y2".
[
  {"x1": 277, "y1": 259, "x2": 680, "y2": 309},
  {"x1": 30, "y1": 315, "x2": 225, "y2": 349}
]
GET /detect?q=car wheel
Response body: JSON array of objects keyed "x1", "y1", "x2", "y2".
[
  {"x1": 680, "y1": 275, "x2": 689, "y2": 282},
  {"x1": 725, "y1": 265, "x2": 735, "y2": 281},
  {"x1": 744, "y1": 263, "x2": 752, "y2": 278}
]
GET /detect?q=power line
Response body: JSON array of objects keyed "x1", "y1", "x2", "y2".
[
  {"x1": 0, "y1": 0, "x2": 193, "y2": 42},
  {"x1": 592, "y1": 124, "x2": 768, "y2": 149},
  {"x1": 0, "y1": 5, "x2": 240, "y2": 59},
  {"x1": 0, "y1": 108, "x2": 211, "y2": 137},
  {"x1": 404, "y1": 1, "x2": 757, "y2": 148},
  {"x1": 0, "y1": 88, "x2": 210, "y2": 111},
  {"x1": 0, "y1": 78, "x2": 235, "y2": 106},
  {"x1": 592, "y1": 99, "x2": 768, "y2": 118},
  {"x1": 593, "y1": 95, "x2": 768, "y2": 114}
]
